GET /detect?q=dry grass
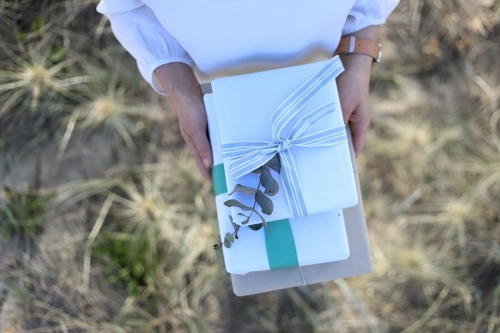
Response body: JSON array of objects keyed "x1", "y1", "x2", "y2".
[{"x1": 1, "y1": 0, "x2": 500, "y2": 332}]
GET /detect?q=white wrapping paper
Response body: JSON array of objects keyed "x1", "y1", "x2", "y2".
[
  {"x1": 211, "y1": 60, "x2": 358, "y2": 225},
  {"x1": 206, "y1": 93, "x2": 350, "y2": 275}
]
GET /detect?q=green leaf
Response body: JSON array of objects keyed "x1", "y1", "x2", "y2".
[
  {"x1": 30, "y1": 17, "x2": 45, "y2": 32},
  {"x1": 255, "y1": 190, "x2": 273, "y2": 215},
  {"x1": 225, "y1": 232, "x2": 235, "y2": 243},
  {"x1": 118, "y1": 268, "x2": 129, "y2": 278},
  {"x1": 235, "y1": 233, "x2": 239, "y2": 239},
  {"x1": 229, "y1": 215, "x2": 240, "y2": 231},
  {"x1": 230, "y1": 218, "x2": 240, "y2": 232},
  {"x1": 213, "y1": 244, "x2": 222, "y2": 250},
  {"x1": 252, "y1": 166, "x2": 263, "y2": 174},
  {"x1": 261, "y1": 168, "x2": 279, "y2": 196},
  {"x1": 132, "y1": 262, "x2": 144, "y2": 279},
  {"x1": 126, "y1": 280, "x2": 139, "y2": 294},
  {"x1": 224, "y1": 199, "x2": 253, "y2": 211},
  {"x1": 252, "y1": 209, "x2": 271, "y2": 232},
  {"x1": 249, "y1": 223, "x2": 263, "y2": 231},
  {"x1": 237, "y1": 213, "x2": 250, "y2": 225},
  {"x1": 229, "y1": 184, "x2": 258, "y2": 196},
  {"x1": 266, "y1": 154, "x2": 281, "y2": 173},
  {"x1": 224, "y1": 240, "x2": 231, "y2": 248},
  {"x1": 49, "y1": 46, "x2": 65, "y2": 63}
]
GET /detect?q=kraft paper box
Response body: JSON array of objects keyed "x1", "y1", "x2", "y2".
[
  {"x1": 210, "y1": 57, "x2": 357, "y2": 225},
  {"x1": 205, "y1": 94, "x2": 350, "y2": 275}
]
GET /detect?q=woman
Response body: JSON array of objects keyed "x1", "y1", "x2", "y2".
[{"x1": 97, "y1": 0, "x2": 399, "y2": 181}]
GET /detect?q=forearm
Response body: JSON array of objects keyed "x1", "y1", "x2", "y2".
[
  {"x1": 343, "y1": 25, "x2": 379, "y2": 41},
  {"x1": 153, "y1": 62, "x2": 213, "y2": 181}
]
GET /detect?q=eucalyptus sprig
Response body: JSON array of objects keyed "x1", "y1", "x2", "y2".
[
  {"x1": 213, "y1": 154, "x2": 281, "y2": 250},
  {"x1": 213, "y1": 216, "x2": 240, "y2": 250}
]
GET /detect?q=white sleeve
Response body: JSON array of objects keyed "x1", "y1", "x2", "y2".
[
  {"x1": 342, "y1": 0, "x2": 400, "y2": 36},
  {"x1": 97, "y1": 1, "x2": 193, "y2": 95}
]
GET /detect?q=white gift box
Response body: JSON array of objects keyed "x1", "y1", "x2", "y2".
[
  {"x1": 210, "y1": 57, "x2": 358, "y2": 225},
  {"x1": 206, "y1": 93, "x2": 350, "y2": 275},
  {"x1": 228, "y1": 127, "x2": 372, "y2": 295}
]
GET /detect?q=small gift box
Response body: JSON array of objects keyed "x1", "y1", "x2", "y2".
[
  {"x1": 206, "y1": 93, "x2": 350, "y2": 275},
  {"x1": 229, "y1": 129, "x2": 372, "y2": 296},
  {"x1": 210, "y1": 56, "x2": 358, "y2": 225}
]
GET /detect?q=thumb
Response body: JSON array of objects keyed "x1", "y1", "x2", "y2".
[
  {"x1": 192, "y1": 128, "x2": 213, "y2": 168},
  {"x1": 348, "y1": 107, "x2": 370, "y2": 157}
]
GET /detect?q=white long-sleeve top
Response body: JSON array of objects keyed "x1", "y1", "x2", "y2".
[{"x1": 97, "y1": 0, "x2": 399, "y2": 95}]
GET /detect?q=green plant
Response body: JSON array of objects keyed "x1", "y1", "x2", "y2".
[
  {"x1": 0, "y1": 186, "x2": 45, "y2": 242},
  {"x1": 71, "y1": 171, "x2": 185, "y2": 297},
  {"x1": 214, "y1": 154, "x2": 280, "y2": 250},
  {"x1": 92, "y1": 226, "x2": 163, "y2": 296}
]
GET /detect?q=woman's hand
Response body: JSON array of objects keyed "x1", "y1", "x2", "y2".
[
  {"x1": 336, "y1": 25, "x2": 379, "y2": 156},
  {"x1": 155, "y1": 63, "x2": 213, "y2": 182},
  {"x1": 337, "y1": 53, "x2": 373, "y2": 156}
]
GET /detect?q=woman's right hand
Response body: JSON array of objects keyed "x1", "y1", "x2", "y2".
[{"x1": 154, "y1": 62, "x2": 213, "y2": 182}]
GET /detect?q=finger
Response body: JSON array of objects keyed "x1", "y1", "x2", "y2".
[
  {"x1": 178, "y1": 103, "x2": 213, "y2": 169},
  {"x1": 336, "y1": 78, "x2": 357, "y2": 126},
  {"x1": 191, "y1": 127, "x2": 213, "y2": 169},
  {"x1": 349, "y1": 109, "x2": 370, "y2": 157},
  {"x1": 183, "y1": 132, "x2": 213, "y2": 182},
  {"x1": 350, "y1": 121, "x2": 367, "y2": 157},
  {"x1": 338, "y1": 90, "x2": 355, "y2": 126}
]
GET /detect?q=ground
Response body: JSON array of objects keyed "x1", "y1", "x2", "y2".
[{"x1": 1, "y1": 0, "x2": 500, "y2": 332}]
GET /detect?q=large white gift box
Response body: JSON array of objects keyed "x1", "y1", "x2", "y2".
[
  {"x1": 210, "y1": 56, "x2": 358, "y2": 225},
  {"x1": 205, "y1": 93, "x2": 350, "y2": 275}
]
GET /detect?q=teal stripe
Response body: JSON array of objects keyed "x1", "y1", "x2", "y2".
[
  {"x1": 265, "y1": 219, "x2": 299, "y2": 270},
  {"x1": 213, "y1": 164, "x2": 299, "y2": 269},
  {"x1": 212, "y1": 164, "x2": 227, "y2": 196}
]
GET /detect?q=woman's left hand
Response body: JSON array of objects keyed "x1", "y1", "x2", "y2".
[
  {"x1": 335, "y1": 25, "x2": 379, "y2": 157},
  {"x1": 336, "y1": 53, "x2": 373, "y2": 157}
]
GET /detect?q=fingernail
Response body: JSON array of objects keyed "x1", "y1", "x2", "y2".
[{"x1": 203, "y1": 158, "x2": 211, "y2": 168}]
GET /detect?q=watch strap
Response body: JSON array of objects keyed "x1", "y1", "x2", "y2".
[{"x1": 334, "y1": 36, "x2": 382, "y2": 63}]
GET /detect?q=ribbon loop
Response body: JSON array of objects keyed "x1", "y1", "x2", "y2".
[{"x1": 221, "y1": 57, "x2": 346, "y2": 218}]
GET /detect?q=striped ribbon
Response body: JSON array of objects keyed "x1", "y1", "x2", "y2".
[{"x1": 221, "y1": 56, "x2": 347, "y2": 218}]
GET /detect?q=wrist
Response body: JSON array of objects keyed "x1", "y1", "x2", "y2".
[
  {"x1": 335, "y1": 36, "x2": 381, "y2": 63},
  {"x1": 336, "y1": 25, "x2": 381, "y2": 63},
  {"x1": 340, "y1": 53, "x2": 373, "y2": 74},
  {"x1": 154, "y1": 62, "x2": 201, "y2": 103}
]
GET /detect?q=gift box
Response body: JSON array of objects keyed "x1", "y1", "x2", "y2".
[
  {"x1": 229, "y1": 128, "x2": 372, "y2": 295},
  {"x1": 210, "y1": 56, "x2": 358, "y2": 225},
  {"x1": 203, "y1": 58, "x2": 372, "y2": 296},
  {"x1": 207, "y1": 94, "x2": 350, "y2": 275}
]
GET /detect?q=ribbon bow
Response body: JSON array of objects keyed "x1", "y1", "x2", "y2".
[{"x1": 221, "y1": 57, "x2": 347, "y2": 218}]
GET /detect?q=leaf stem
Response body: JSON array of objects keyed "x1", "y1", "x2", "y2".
[{"x1": 246, "y1": 179, "x2": 261, "y2": 221}]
